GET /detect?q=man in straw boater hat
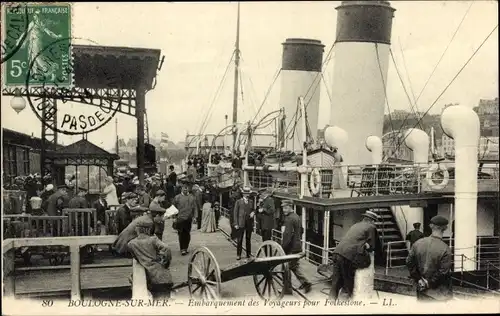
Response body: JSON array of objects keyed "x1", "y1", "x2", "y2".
[
  {"x1": 406, "y1": 215, "x2": 453, "y2": 302},
  {"x1": 127, "y1": 216, "x2": 174, "y2": 298},
  {"x1": 329, "y1": 210, "x2": 380, "y2": 300},
  {"x1": 281, "y1": 199, "x2": 312, "y2": 294},
  {"x1": 257, "y1": 188, "x2": 276, "y2": 242},
  {"x1": 233, "y1": 187, "x2": 255, "y2": 260}
]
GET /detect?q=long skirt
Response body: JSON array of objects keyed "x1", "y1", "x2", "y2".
[{"x1": 200, "y1": 203, "x2": 217, "y2": 233}]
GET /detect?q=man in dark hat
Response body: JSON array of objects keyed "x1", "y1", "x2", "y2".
[
  {"x1": 406, "y1": 215, "x2": 453, "y2": 301},
  {"x1": 173, "y1": 183, "x2": 197, "y2": 255},
  {"x1": 127, "y1": 216, "x2": 173, "y2": 298},
  {"x1": 281, "y1": 199, "x2": 312, "y2": 294},
  {"x1": 233, "y1": 187, "x2": 255, "y2": 260},
  {"x1": 329, "y1": 210, "x2": 380, "y2": 299},
  {"x1": 228, "y1": 184, "x2": 242, "y2": 241},
  {"x1": 257, "y1": 189, "x2": 276, "y2": 242},
  {"x1": 68, "y1": 187, "x2": 89, "y2": 209},
  {"x1": 115, "y1": 192, "x2": 138, "y2": 234},
  {"x1": 406, "y1": 222, "x2": 424, "y2": 248}
]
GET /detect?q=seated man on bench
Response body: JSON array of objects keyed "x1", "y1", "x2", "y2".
[{"x1": 127, "y1": 217, "x2": 174, "y2": 298}]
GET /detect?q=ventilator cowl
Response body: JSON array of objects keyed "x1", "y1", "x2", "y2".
[
  {"x1": 324, "y1": 126, "x2": 348, "y2": 149},
  {"x1": 404, "y1": 128, "x2": 429, "y2": 164},
  {"x1": 365, "y1": 136, "x2": 383, "y2": 164}
]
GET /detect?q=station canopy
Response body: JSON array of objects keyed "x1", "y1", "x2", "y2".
[{"x1": 72, "y1": 45, "x2": 161, "y2": 90}]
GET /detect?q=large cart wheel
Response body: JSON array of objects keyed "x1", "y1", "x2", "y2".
[
  {"x1": 253, "y1": 240, "x2": 289, "y2": 300},
  {"x1": 188, "y1": 247, "x2": 222, "y2": 299}
]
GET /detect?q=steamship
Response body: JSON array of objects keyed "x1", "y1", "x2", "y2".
[{"x1": 188, "y1": 0, "x2": 500, "y2": 296}]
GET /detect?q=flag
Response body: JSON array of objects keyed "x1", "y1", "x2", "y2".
[{"x1": 160, "y1": 132, "x2": 169, "y2": 148}]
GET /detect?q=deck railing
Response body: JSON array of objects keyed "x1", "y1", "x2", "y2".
[
  {"x1": 3, "y1": 215, "x2": 68, "y2": 238},
  {"x1": 385, "y1": 241, "x2": 409, "y2": 275},
  {"x1": 214, "y1": 161, "x2": 500, "y2": 195}
]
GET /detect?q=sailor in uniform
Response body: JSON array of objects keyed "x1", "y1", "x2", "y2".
[
  {"x1": 127, "y1": 217, "x2": 174, "y2": 298},
  {"x1": 406, "y1": 215, "x2": 453, "y2": 301},
  {"x1": 406, "y1": 222, "x2": 424, "y2": 248},
  {"x1": 281, "y1": 200, "x2": 312, "y2": 294},
  {"x1": 329, "y1": 210, "x2": 379, "y2": 299}
]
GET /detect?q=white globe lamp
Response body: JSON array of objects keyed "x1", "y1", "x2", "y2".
[{"x1": 10, "y1": 89, "x2": 26, "y2": 114}]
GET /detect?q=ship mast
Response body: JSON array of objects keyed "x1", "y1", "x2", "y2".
[{"x1": 231, "y1": 2, "x2": 241, "y2": 154}]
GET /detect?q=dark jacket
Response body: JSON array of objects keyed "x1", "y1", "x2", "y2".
[
  {"x1": 282, "y1": 212, "x2": 302, "y2": 254},
  {"x1": 173, "y1": 193, "x2": 196, "y2": 222},
  {"x1": 406, "y1": 229, "x2": 424, "y2": 247},
  {"x1": 334, "y1": 220, "x2": 378, "y2": 263},
  {"x1": 139, "y1": 192, "x2": 151, "y2": 208},
  {"x1": 113, "y1": 214, "x2": 154, "y2": 254},
  {"x1": 116, "y1": 204, "x2": 133, "y2": 234},
  {"x1": 259, "y1": 196, "x2": 276, "y2": 231},
  {"x1": 233, "y1": 197, "x2": 254, "y2": 228},
  {"x1": 406, "y1": 236, "x2": 453, "y2": 300},
  {"x1": 68, "y1": 196, "x2": 88, "y2": 209},
  {"x1": 46, "y1": 191, "x2": 68, "y2": 216},
  {"x1": 128, "y1": 235, "x2": 173, "y2": 285},
  {"x1": 93, "y1": 198, "x2": 108, "y2": 223}
]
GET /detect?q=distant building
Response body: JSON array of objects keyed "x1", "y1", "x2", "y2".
[
  {"x1": 440, "y1": 135, "x2": 499, "y2": 159},
  {"x1": 477, "y1": 98, "x2": 499, "y2": 137}
]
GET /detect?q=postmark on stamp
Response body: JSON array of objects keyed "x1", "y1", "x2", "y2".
[
  {"x1": 25, "y1": 37, "x2": 123, "y2": 136},
  {"x1": 3, "y1": 3, "x2": 72, "y2": 87},
  {"x1": 1, "y1": 3, "x2": 30, "y2": 64}
]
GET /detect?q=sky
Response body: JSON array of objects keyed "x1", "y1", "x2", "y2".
[{"x1": 2, "y1": 1, "x2": 498, "y2": 150}]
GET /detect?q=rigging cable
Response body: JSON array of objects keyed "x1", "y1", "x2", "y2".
[
  {"x1": 250, "y1": 66, "x2": 282, "y2": 125},
  {"x1": 398, "y1": 38, "x2": 418, "y2": 107},
  {"x1": 198, "y1": 51, "x2": 235, "y2": 137},
  {"x1": 397, "y1": 1, "x2": 474, "y2": 134},
  {"x1": 395, "y1": 23, "x2": 499, "y2": 153},
  {"x1": 374, "y1": 43, "x2": 399, "y2": 155},
  {"x1": 389, "y1": 47, "x2": 425, "y2": 131}
]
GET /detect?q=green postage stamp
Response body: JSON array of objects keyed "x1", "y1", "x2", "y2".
[{"x1": 3, "y1": 3, "x2": 72, "y2": 87}]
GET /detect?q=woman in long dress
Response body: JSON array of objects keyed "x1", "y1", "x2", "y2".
[
  {"x1": 200, "y1": 201, "x2": 217, "y2": 233},
  {"x1": 103, "y1": 176, "x2": 119, "y2": 206},
  {"x1": 332, "y1": 148, "x2": 347, "y2": 190}
]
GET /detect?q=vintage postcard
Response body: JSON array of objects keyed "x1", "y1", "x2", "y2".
[{"x1": 1, "y1": 1, "x2": 499, "y2": 315}]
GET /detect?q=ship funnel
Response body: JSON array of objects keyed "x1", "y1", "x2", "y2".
[
  {"x1": 324, "y1": 126, "x2": 348, "y2": 150},
  {"x1": 365, "y1": 136, "x2": 383, "y2": 164},
  {"x1": 404, "y1": 128, "x2": 429, "y2": 164},
  {"x1": 330, "y1": 1, "x2": 395, "y2": 165},
  {"x1": 280, "y1": 38, "x2": 325, "y2": 152},
  {"x1": 441, "y1": 105, "x2": 480, "y2": 271}
]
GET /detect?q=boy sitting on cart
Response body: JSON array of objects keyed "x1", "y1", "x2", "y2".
[{"x1": 127, "y1": 216, "x2": 174, "y2": 298}]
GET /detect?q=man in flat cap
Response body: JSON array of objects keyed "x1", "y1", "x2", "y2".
[
  {"x1": 257, "y1": 189, "x2": 276, "y2": 242},
  {"x1": 406, "y1": 215, "x2": 453, "y2": 301},
  {"x1": 329, "y1": 210, "x2": 380, "y2": 299},
  {"x1": 45, "y1": 185, "x2": 69, "y2": 216},
  {"x1": 406, "y1": 222, "x2": 424, "y2": 248},
  {"x1": 136, "y1": 185, "x2": 151, "y2": 209},
  {"x1": 93, "y1": 192, "x2": 108, "y2": 235},
  {"x1": 113, "y1": 199, "x2": 161, "y2": 257},
  {"x1": 149, "y1": 190, "x2": 168, "y2": 240},
  {"x1": 127, "y1": 217, "x2": 173, "y2": 298},
  {"x1": 115, "y1": 192, "x2": 138, "y2": 234},
  {"x1": 233, "y1": 187, "x2": 255, "y2": 260},
  {"x1": 281, "y1": 199, "x2": 312, "y2": 294}
]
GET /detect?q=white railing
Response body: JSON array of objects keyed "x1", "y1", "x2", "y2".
[
  {"x1": 453, "y1": 253, "x2": 500, "y2": 292},
  {"x1": 385, "y1": 240, "x2": 409, "y2": 275}
]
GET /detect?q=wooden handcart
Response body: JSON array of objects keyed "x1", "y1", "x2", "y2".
[{"x1": 172, "y1": 240, "x2": 304, "y2": 300}]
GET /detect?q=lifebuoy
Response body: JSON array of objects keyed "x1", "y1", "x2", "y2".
[
  {"x1": 309, "y1": 168, "x2": 321, "y2": 195},
  {"x1": 426, "y1": 163, "x2": 450, "y2": 190}
]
